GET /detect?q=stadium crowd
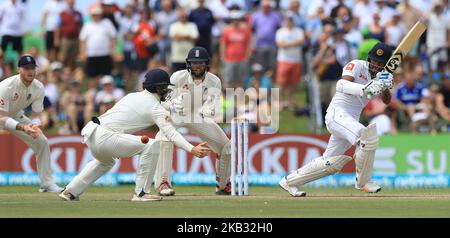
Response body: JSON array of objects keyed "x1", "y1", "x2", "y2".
[{"x1": 0, "y1": 0, "x2": 449, "y2": 135}]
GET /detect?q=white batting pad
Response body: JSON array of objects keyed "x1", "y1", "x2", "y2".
[
  {"x1": 286, "y1": 155, "x2": 352, "y2": 187},
  {"x1": 355, "y1": 123, "x2": 379, "y2": 188}
]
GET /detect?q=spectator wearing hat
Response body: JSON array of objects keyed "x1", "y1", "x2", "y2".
[
  {"x1": 374, "y1": 0, "x2": 396, "y2": 27},
  {"x1": 275, "y1": 12, "x2": 305, "y2": 110},
  {"x1": 220, "y1": 10, "x2": 252, "y2": 88},
  {"x1": 385, "y1": 13, "x2": 406, "y2": 48},
  {"x1": 95, "y1": 75, "x2": 124, "y2": 112},
  {"x1": 246, "y1": 63, "x2": 272, "y2": 90},
  {"x1": 342, "y1": 15, "x2": 363, "y2": 51},
  {"x1": 353, "y1": 0, "x2": 377, "y2": 30},
  {"x1": 41, "y1": 0, "x2": 67, "y2": 62},
  {"x1": 426, "y1": 1, "x2": 450, "y2": 77},
  {"x1": 79, "y1": 3, "x2": 117, "y2": 90},
  {"x1": 101, "y1": 0, "x2": 121, "y2": 31},
  {"x1": 0, "y1": 0, "x2": 26, "y2": 56},
  {"x1": 55, "y1": 0, "x2": 83, "y2": 71}
]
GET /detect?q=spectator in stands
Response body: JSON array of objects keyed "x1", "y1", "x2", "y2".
[
  {"x1": 41, "y1": 0, "x2": 67, "y2": 62},
  {"x1": 251, "y1": 0, "x2": 282, "y2": 76},
  {"x1": 342, "y1": 15, "x2": 363, "y2": 51},
  {"x1": 79, "y1": 4, "x2": 117, "y2": 90},
  {"x1": 353, "y1": 0, "x2": 376, "y2": 30},
  {"x1": 0, "y1": 0, "x2": 26, "y2": 56},
  {"x1": 385, "y1": 13, "x2": 406, "y2": 48},
  {"x1": 374, "y1": 0, "x2": 395, "y2": 27},
  {"x1": 246, "y1": 63, "x2": 272, "y2": 89},
  {"x1": 426, "y1": 1, "x2": 450, "y2": 78},
  {"x1": 368, "y1": 13, "x2": 386, "y2": 42},
  {"x1": 169, "y1": 9, "x2": 199, "y2": 73},
  {"x1": 98, "y1": 93, "x2": 115, "y2": 114},
  {"x1": 287, "y1": 0, "x2": 307, "y2": 30},
  {"x1": 94, "y1": 75, "x2": 124, "y2": 112},
  {"x1": 357, "y1": 27, "x2": 379, "y2": 60},
  {"x1": 119, "y1": 3, "x2": 139, "y2": 91},
  {"x1": 101, "y1": 0, "x2": 121, "y2": 31},
  {"x1": 305, "y1": 6, "x2": 328, "y2": 48},
  {"x1": 40, "y1": 65, "x2": 60, "y2": 110},
  {"x1": 394, "y1": 71, "x2": 434, "y2": 133},
  {"x1": 56, "y1": 0, "x2": 83, "y2": 71},
  {"x1": 434, "y1": 76, "x2": 450, "y2": 123},
  {"x1": 189, "y1": 0, "x2": 215, "y2": 56},
  {"x1": 363, "y1": 97, "x2": 395, "y2": 135},
  {"x1": 133, "y1": 9, "x2": 158, "y2": 75},
  {"x1": 275, "y1": 12, "x2": 305, "y2": 110},
  {"x1": 59, "y1": 80, "x2": 89, "y2": 134},
  {"x1": 397, "y1": 0, "x2": 423, "y2": 70},
  {"x1": 220, "y1": 10, "x2": 251, "y2": 88},
  {"x1": 155, "y1": 0, "x2": 178, "y2": 69},
  {"x1": 36, "y1": 69, "x2": 57, "y2": 130},
  {"x1": 311, "y1": 22, "x2": 342, "y2": 119},
  {"x1": 209, "y1": 0, "x2": 230, "y2": 75}
]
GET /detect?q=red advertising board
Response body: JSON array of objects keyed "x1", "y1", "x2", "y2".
[{"x1": 0, "y1": 132, "x2": 356, "y2": 173}]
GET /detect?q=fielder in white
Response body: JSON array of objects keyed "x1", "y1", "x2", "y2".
[
  {"x1": 154, "y1": 47, "x2": 232, "y2": 196},
  {"x1": 59, "y1": 69, "x2": 210, "y2": 202},
  {"x1": 0, "y1": 55, "x2": 63, "y2": 193},
  {"x1": 280, "y1": 42, "x2": 395, "y2": 196}
]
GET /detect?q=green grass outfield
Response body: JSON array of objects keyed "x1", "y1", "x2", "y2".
[{"x1": 1, "y1": 186, "x2": 450, "y2": 218}]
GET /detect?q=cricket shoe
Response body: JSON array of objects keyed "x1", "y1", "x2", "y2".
[
  {"x1": 39, "y1": 184, "x2": 64, "y2": 193},
  {"x1": 279, "y1": 176, "x2": 306, "y2": 197},
  {"x1": 215, "y1": 181, "x2": 231, "y2": 195},
  {"x1": 157, "y1": 179, "x2": 175, "y2": 196},
  {"x1": 59, "y1": 189, "x2": 79, "y2": 201},
  {"x1": 131, "y1": 193, "x2": 162, "y2": 202},
  {"x1": 355, "y1": 180, "x2": 381, "y2": 193}
]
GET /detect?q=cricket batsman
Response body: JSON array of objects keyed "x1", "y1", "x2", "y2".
[
  {"x1": 0, "y1": 55, "x2": 63, "y2": 193},
  {"x1": 59, "y1": 68, "x2": 211, "y2": 202},
  {"x1": 280, "y1": 42, "x2": 394, "y2": 196},
  {"x1": 154, "y1": 46, "x2": 232, "y2": 196}
]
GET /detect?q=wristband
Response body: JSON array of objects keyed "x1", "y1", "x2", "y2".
[{"x1": 5, "y1": 118, "x2": 19, "y2": 130}]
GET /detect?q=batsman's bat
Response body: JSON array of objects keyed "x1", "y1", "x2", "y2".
[{"x1": 367, "y1": 21, "x2": 427, "y2": 98}]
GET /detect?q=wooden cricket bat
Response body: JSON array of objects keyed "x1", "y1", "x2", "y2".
[{"x1": 367, "y1": 21, "x2": 427, "y2": 98}]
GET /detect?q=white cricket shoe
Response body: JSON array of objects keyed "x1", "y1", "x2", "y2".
[
  {"x1": 157, "y1": 180, "x2": 175, "y2": 196},
  {"x1": 355, "y1": 181, "x2": 381, "y2": 193},
  {"x1": 279, "y1": 177, "x2": 306, "y2": 197},
  {"x1": 39, "y1": 184, "x2": 64, "y2": 193},
  {"x1": 131, "y1": 193, "x2": 163, "y2": 202},
  {"x1": 59, "y1": 189, "x2": 79, "y2": 201}
]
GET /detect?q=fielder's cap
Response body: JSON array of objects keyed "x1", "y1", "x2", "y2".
[
  {"x1": 50, "y1": 61, "x2": 63, "y2": 71},
  {"x1": 100, "y1": 75, "x2": 114, "y2": 85},
  {"x1": 18, "y1": 55, "x2": 37, "y2": 68}
]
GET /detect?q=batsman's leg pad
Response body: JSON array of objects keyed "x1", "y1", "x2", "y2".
[
  {"x1": 154, "y1": 140, "x2": 174, "y2": 189},
  {"x1": 216, "y1": 140, "x2": 231, "y2": 190},
  {"x1": 286, "y1": 155, "x2": 352, "y2": 187},
  {"x1": 355, "y1": 123, "x2": 379, "y2": 188},
  {"x1": 135, "y1": 140, "x2": 160, "y2": 195}
]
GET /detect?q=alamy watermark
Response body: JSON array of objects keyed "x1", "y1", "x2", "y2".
[{"x1": 168, "y1": 86, "x2": 279, "y2": 134}]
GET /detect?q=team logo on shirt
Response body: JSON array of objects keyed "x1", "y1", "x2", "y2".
[
  {"x1": 345, "y1": 63, "x2": 355, "y2": 71},
  {"x1": 27, "y1": 94, "x2": 32, "y2": 101},
  {"x1": 12, "y1": 93, "x2": 19, "y2": 101},
  {"x1": 182, "y1": 83, "x2": 189, "y2": 90},
  {"x1": 165, "y1": 115, "x2": 172, "y2": 122}
]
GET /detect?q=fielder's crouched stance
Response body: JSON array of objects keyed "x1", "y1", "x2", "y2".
[
  {"x1": 59, "y1": 69, "x2": 210, "y2": 202},
  {"x1": 280, "y1": 43, "x2": 395, "y2": 196},
  {"x1": 154, "y1": 47, "x2": 232, "y2": 196}
]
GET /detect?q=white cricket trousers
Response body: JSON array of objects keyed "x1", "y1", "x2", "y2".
[
  {"x1": 4, "y1": 114, "x2": 54, "y2": 187},
  {"x1": 66, "y1": 125, "x2": 160, "y2": 197},
  {"x1": 154, "y1": 117, "x2": 231, "y2": 189},
  {"x1": 323, "y1": 107, "x2": 366, "y2": 158}
]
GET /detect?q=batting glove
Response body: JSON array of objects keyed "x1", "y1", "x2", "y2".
[{"x1": 376, "y1": 71, "x2": 394, "y2": 90}]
